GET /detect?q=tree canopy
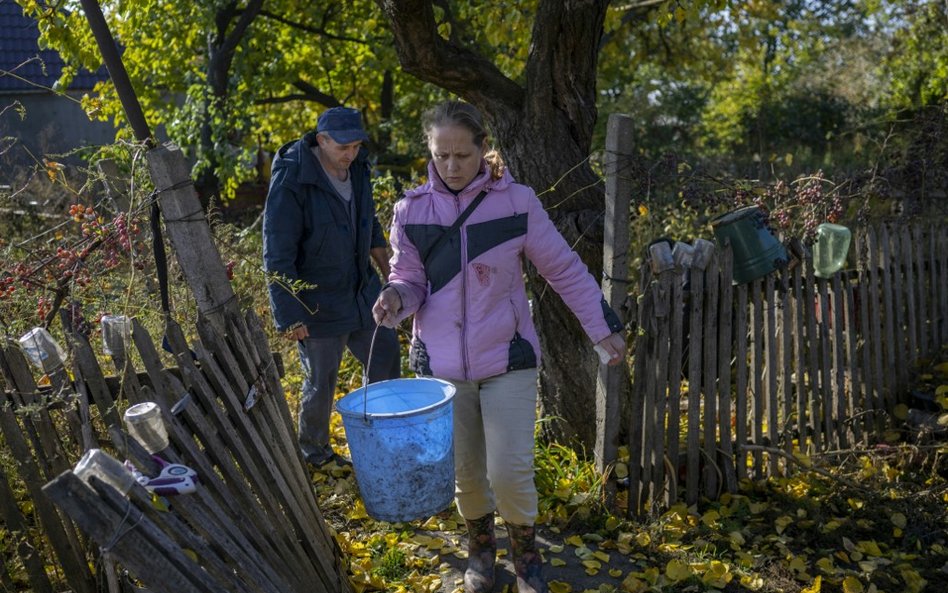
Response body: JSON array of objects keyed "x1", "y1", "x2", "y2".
[{"x1": 9, "y1": 0, "x2": 947, "y2": 446}]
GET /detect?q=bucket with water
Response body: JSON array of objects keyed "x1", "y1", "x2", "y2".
[
  {"x1": 711, "y1": 205, "x2": 788, "y2": 284},
  {"x1": 336, "y1": 377, "x2": 456, "y2": 522}
]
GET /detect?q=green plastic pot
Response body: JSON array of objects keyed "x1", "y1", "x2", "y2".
[{"x1": 711, "y1": 206, "x2": 788, "y2": 284}]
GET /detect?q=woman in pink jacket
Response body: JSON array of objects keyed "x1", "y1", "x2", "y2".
[{"x1": 373, "y1": 101, "x2": 625, "y2": 593}]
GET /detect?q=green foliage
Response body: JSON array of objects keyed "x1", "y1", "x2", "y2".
[{"x1": 534, "y1": 433, "x2": 606, "y2": 527}]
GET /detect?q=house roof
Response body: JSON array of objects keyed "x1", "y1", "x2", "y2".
[{"x1": 0, "y1": 0, "x2": 109, "y2": 93}]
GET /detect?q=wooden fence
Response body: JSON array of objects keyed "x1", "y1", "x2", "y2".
[
  {"x1": 0, "y1": 310, "x2": 353, "y2": 593},
  {"x1": 625, "y1": 223, "x2": 947, "y2": 515}
]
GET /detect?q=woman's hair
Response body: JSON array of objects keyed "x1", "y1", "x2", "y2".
[{"x1": 422, "y1": 101, "x2": 506, "y2": 180}]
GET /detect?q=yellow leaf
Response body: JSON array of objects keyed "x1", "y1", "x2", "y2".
[
  {"x1": 635, "y1": 532, "x2": 651, "y2": 547},
  {"x1": 609, "y1": 568, "x2": 623, "y2": 578},
  {"x1": 701, "y1": 510, "x2": 720, "y2": 527},
  {"x1": 605, "y1": 517, "x2": 620, "y2": 531},
  {"x1": 842, "y1": 576, "x2": 864, "y2": 593},
  {"x1": 801, "y1": 575, "x2": 822, "y2": 593},
  {"x1": 789, "y1": 556, "x2": 808, "y2": 573},
  {"x1": 816, "y1": 557, "x2": 835, "y2": 573},
  {"x1": 899, "y1": 567, "x2": 927, "y2": 593},
  {"x1": 548, "y1": 544, "x2": 564, "y2": 553},
  {"x1": 857, "y1": 540, "x2": 883, "y2": 556},
  {"x1": 565, "y1": 535, "x2": 584, "y2": 547},
  {"x1": 643, "y1": 566, "x2": 660, "y2": 584},
  {"x1": 729, "y1": 531, "x2": 745, "y2": 547},
  {"x1": 890, "y1": 513, "x2": 907, "y2": 528},
  {"x1": 846, "y1": 498, "x2": 865, "y2": 511},
  {"x1": 935, "y1": 384, "x2": 948, "y2": 395},
  {"x1": 636, "y1": 204, "x2": 649, "y2": 217},
  {"x1": 775, "y1": 515, "x2": 793, "y2": 534},
  {"x1": 582, "y1": 560, "x2": 602, "y2": 570},
  {"x1": 665, "y1": 559, "x2": 692, "y2": 582},
  {"x1": 549, "y1": 581, "x2": 573, "y2": 593},
  {"x1": 550, "y1": 558, "x2": 567, "y2": 567},
  {"x1": 621, "y1": 575, "x2": 648, "y2": 593},
  {"x1": 702, "y1": 560, "x2": 730, "y2": 587},
  {"x1": 593, "y1": 550, "x2": 610, "y2": 563},
  {"x1": 740, "y1": 574, "x2": 764, "y2": 590}
]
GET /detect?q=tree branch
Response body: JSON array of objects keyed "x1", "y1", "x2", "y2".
[
  {"x1": 254, "y1": 81, "x2": 341, "y2": 107},
  {"x1": 598, "y1": 0, "x2": 664, "y2": 51},
  {"x1": 220, "y1": 0, "x2": 265, "y2": 59},
  {"x1": 373, "y1": 0, "x2": 524, "y2": 110},
  {"x1": 256, "y1": 9, "x2": 368, "y2": 44}
]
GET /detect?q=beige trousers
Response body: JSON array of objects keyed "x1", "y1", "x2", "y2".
[{"x1": 449, "y1": 368, "x2": 539, "y2": 526}]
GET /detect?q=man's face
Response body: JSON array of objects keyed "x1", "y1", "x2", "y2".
[{"x1": 316, "y1": 133, "x2": 361, "y2": 175}]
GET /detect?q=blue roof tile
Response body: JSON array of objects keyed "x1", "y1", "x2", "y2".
[{"x1": 0, "y1": 0, "x2": 109, "y2": 93}]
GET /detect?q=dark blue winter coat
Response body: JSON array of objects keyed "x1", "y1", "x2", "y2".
[{"x1": 263, "y1": 131, "x2": 386, "y2": 336}]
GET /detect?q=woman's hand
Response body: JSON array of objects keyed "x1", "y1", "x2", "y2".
[
  {"x1": 373, "y1": 287, "x2": 403, "y2": 328},
  {"x1": 594, "y1": 332, "x2": 626, "y2": 366}
]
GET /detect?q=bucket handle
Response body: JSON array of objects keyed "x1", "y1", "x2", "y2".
[{"x1": 359, "y1": 324, "x2": 382, "y2": 423}]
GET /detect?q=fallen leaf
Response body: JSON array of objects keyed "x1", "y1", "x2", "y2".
[
  {"x1": 665, "y1": 559, "x2": 692, "y2": 581},
  {"x1": 801, "y1": 575, "x2": 822, "y2": 593},
  {"x1": 842, "y1": 575, "x2": 864, "y2": 593}
]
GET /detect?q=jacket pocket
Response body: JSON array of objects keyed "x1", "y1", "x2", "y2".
[{"x1": 507, "y1": 332, "x2": 537, "y2": 372}]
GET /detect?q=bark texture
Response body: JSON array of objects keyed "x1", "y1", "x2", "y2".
[{"x1": 376, "y1": 0, "x2": 620, "y2": 447}]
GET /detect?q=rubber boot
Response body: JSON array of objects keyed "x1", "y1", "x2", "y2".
[
  {"x1": 463, "y1": 514, "x2": 496, "y2": 593},
  {"x1": 508, "y1": 523, "x2": 547, "y2": 593}
]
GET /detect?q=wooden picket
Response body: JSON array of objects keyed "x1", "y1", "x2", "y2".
[{"x1": 625, "y1": 223, "x2": 947, "y2": 516}]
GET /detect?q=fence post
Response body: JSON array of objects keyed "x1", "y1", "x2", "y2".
[{"x1": 595, "y1": 114, "x2": 633, "y2": 486}]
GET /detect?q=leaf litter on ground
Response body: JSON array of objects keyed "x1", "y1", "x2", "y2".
[{"x1": 301, "y1": 354, "x2": 948, "y2": 593}]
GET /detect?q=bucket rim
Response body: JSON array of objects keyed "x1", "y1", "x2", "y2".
[
  {"x1": 710, "y1": 205, "x2": 762, "y2": 227},
  {"x1": 335, "y1": 377, "x2": 456, "y2": 420}
]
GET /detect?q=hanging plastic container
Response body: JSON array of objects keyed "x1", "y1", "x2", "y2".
[
  {"x1": 335, "y1": 378, "x2": 455, "y2": 523},
  {"x1": 18, "y1": 327, "x2": 67, "y2": 373},
  {"x1": 711, "y1": 206, "x2": 788, "y2": 284},
  {"x1": 812, "y1": 223, "x2": 851, "y2": 279},
  {"x1": 124, "y1": 402, "x2": 170, "y2": 454},
  {"x1": 74, "y1": 448, "x2": 135, "y2": 495},
  {"x1": 101, "y1": 315, "x2": 132, "y2": 355}
]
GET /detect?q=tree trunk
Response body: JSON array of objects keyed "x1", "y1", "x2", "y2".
[{"x1": 376, "y1": 0, "x2": 622, "y2": 449}]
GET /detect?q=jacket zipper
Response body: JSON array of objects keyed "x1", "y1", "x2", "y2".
[{"x1": 456, "y1": 194, "x2": 471, "y2": 380}]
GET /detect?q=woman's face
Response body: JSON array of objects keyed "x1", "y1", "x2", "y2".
[{"x1": 428, "y1": 124, "x2": 486, "y2": 192}]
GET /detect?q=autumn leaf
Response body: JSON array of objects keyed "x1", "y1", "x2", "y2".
[
  {"x1": 841, "y1": 575, "x2": 864, "y2": 593},
  {"x1": 665, "y1": 559, "x2": 692, "y2": 581},
  {"x1": 801, "y1": 575, "x2": 822, "y2": 593}
]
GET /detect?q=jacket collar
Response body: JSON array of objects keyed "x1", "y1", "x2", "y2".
[{"x1": 411, "y1": 159, "x2": 512, "y2": 200}]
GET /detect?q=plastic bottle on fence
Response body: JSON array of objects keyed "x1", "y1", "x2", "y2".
[{"x1": 813, "y1": 223, "x2": 852, "y2": 279}]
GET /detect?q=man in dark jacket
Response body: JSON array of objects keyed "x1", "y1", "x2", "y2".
[{"x1": 263, "y1": 106, "x2": 400, "y2": 468}]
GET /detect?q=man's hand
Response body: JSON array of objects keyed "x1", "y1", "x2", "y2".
[
  {"x1": 286, "y1": 323, "x2": 309, "y2": 341},
  {"x1": 594, "y1": 332, "x2": 626, "y2": 366},
  {"x1": 372, "y1": 288, "x2": 402, "y2": 328}
]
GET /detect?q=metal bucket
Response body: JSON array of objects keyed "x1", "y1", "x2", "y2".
[{"x1": 711, "y1": 206, "x2": 788, "y2": 284}]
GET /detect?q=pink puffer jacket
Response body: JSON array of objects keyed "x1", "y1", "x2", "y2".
[{"x1": 387, "y1": 161, "x2": 622, "y2": 382}]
